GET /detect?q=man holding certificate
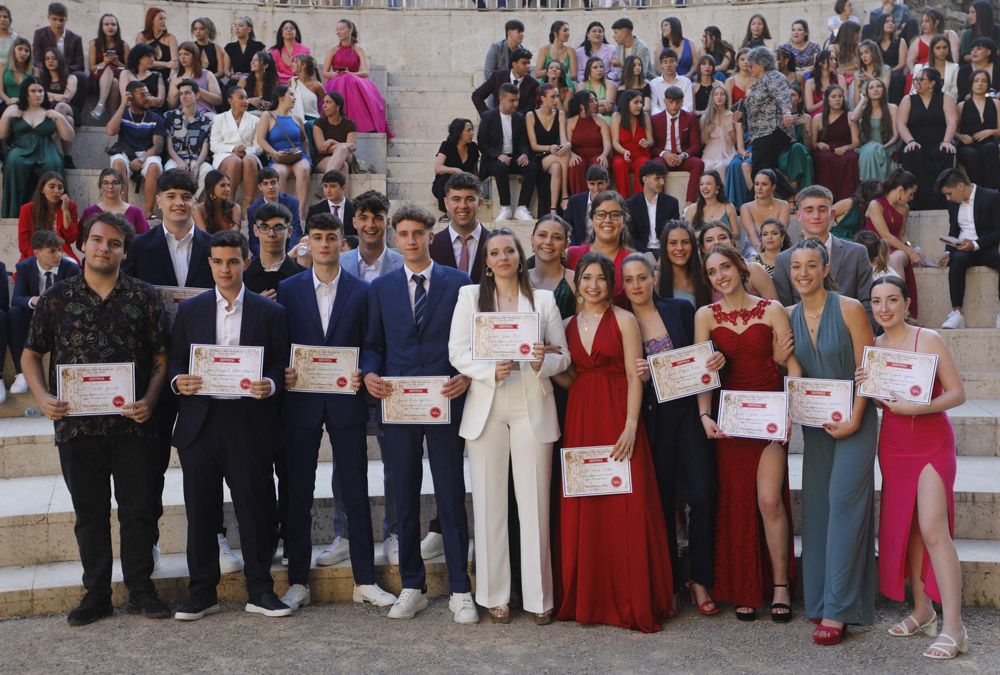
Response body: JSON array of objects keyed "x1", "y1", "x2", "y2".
[
  {"x1": 362, "y1": 204, "x2": 477, "y2": 624},
  {"x1": 169, "y1": 230, "x2": 292, "y2": 621},
  {"x1": 22, "y1": 212, "x2": 172, "y2": 626},
  {"x1": 277, "y1": 212, "x2": 397, "y2": 612}
]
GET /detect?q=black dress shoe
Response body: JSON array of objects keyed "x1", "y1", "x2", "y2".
[
  {"x1": 173, "y1": 595, "x2": 220, "y2": 621},
  {"x1": 67, "y1": 593, "x2": 114, "y2": 626},
  {"x1": 246, "y1": 591, "x2": 293, "y2": 617},
  {"x1": 126, "y1": 591, "x2": 172, "y2": 619}
]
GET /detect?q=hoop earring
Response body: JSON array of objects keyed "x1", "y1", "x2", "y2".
[{"x1": 485, "y1": 268, "x2": 494, "y2": 277}]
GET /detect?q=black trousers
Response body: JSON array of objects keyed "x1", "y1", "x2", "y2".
[
  {"x1": 957, "y1": 142, "x2": 1000, "y2": 190},
  {"x1": 7, "y1": 306, "x2": 29, "y2": 373},
  {"x1": 948, "y1": 245, "x2": 1000, "y2": 308},
  {"x1": 58, "y1": 434, "x2": 157, "y2": 597},
  {"x1": 480, "y1": 157, "x2": 539, "y2": 207},
  {"x1": 177, "y1": 401, "x2": 278, "y2": 600},
  {"x1": 432, "y1": 174, "x2": 450, "y2": 213},
  {"x1": 751, "y1": 128, "x2": 793, "y2": 197}
]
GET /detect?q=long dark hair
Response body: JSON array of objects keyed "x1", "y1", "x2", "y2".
[
  {"x1": 919, "y1": 66, "x2": 944, "y2": 95},
  {"x1": 691, "y1": 170, "x2": 730, "y2": 230},
  {"x1": 202, "y1": 170, "x2": 236, "y2": 234},
  {"x1": 970, "y1": 0, "x2": 995, "y2": 39},
  {"x1": 621, "y1": 55, "x2": 646, "y2": 90},
  {"x1": 272, "y1": 20, "x2": 302, "y2": 51},
  {"x1": 928, "y1": 34, "x2": 954, "y2": 67},
  {"x1": 741, "y1": 14, "x2": 772, "y2": 49},
  {"x1": 177, "y1": 41, "x2": 203, "y2": 78},
  {"x1": 40, "y1": 48, "x2": 69, "y2": 90},
  {"x1": 566, "y1": 89, "x2": 594, "y2": 120},
  {"x1": 923, "y1": 7, "x2": 945, "y2": 35},
  {"x1": 819, "y1": 84, "x2": 847, "y2": 140},
  {"x1": 246, "y1": 50, "x2": 276, "y2": 100},
  {"x1": 477, "y1": 228, "x2": 536, "y2": 313},
  {"x1": 446, "y1": 117, "x2": 472, "y2": 145},
  {"x1": 662, "y1": 17, "x2": 684, "y2": 50},
  {"x1": 580, "y1": 21, "x2": 607, "y2": 57},
  {"x1": 876, "y1": 14, "x2": 896, "y2": 43},
  {"x1": 573, "y1": 251, "x2": 615, "y2": 310},
  {"x1": 811, "y1": 49, "x2": 836, "y2": 86},
  {"x1": 658, "y1": 219, "x2": 711, "y2": 307},
  {"x1": 860, "y1": 79, "x2": 892, "y2": 144},
  {"x1": 759, "y1": 217, "x2": 792, "y2": 251},
  {"x1": 95, "y1": 14, "x2": 125, "y2": 58},
  {"x1": 16, "y1": 76, "x2": 51, "y2": 111},
  {"x1": 584, "y1": 55, "x2": 605, "y2": 82},
  {"x1": 617, "y1": 88, "x2": 645, "y2": 132},
  {"x1": 30, "y1": 172, "x2": 66, "y2": 235},
  {"x1": 851, "y1": 179, "x2": 883, "y2": 215},
  {"x1": 834, "y1": 21, "x2": 861, "y2": 67},
  {"x1": 878, "y1": 168, "x2": 919, "y2": 197},
  {"x1": 548, "y1": 20, "x2": 568, "y2": 45}
]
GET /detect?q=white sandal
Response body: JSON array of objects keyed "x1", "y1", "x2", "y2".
[
  {"x1": 888, "y1": 611, "x2": 937, "y2": 637},
  {"x1": 923, "y1": 628, "x2": 969, "y2": 659}
]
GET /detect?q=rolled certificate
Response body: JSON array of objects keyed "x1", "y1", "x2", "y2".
[
  {"x1": 154, "y1": 286, "x2": 205, "y2": 328},
  {"x1": 288, "y1": 345, "x2": 359, "y2": 394},
  {"x1": 647, "y1": 341, "x2": 721, "y2": 403},
  {"x1": 858, "y1": 346, "x2": 938, "y2": 405},
  {"x1": 561, "y1": 445, "x2": 633, "y2": 497},
  {"x1": 785, "y1": 377, "x2": 854, "y2": 427},
  {"x1": 189, "y1": 344, "x2": 264, "y2": 397},
  {"x1": 381, "y1": 376, "x2": 451, "y2": 424},
  {"x1": 57, "y1": 362, "x2": 136, "y2": 416},
  {"x1": 717, "y1": 390, "x2": 788, "y2": 441},
  {"x1": 472, "y1": 312, "x2": 541, "y2": 361}
]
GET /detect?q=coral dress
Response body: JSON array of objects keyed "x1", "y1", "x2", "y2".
[
  {"x1": 710, "y1": 300, "x2": 796, "y2": 609},
  {"x1": 558, "y1": 310, "x2": 673, "y2": 632},
  {"x1": 324, "y1": 46, "x2": 391, "y2": 136},
  {"x1": 877, "y1": 329, "x2": 956, "y2": 603},
  {"x1": 568, "y1": 116, "x2": 605, "y2": 194},
  {"x1": 864, "y1": 196, "x2": 919, "y2": 318}
]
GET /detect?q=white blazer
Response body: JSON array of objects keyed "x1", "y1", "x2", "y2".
[
  {"x1": 449, "y1": 285, "x2": 570, "y2": 443},
  {"x1": 209, "y1": 109, "x2": 261, "y2": 158}
]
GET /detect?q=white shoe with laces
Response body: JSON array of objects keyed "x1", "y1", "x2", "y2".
[
  {"x1": 420, "y1": 532, "x2": 445, "y2": 560},
  {"x1": 382, "y1": 533, "x2": 399, "y2": 565},
  {"x1": 495, "y1": 206, "x2": 513, "y2": 222},
  {"x1": 387, "y1": 588, "x2": 428, "y2": 619},
  {"x1": 315, "y1": 536, "x2": 350, "y2": 566},
  {"x1": 353, "y1": 583, "x2": 397, "y2": 607},
  {"x1": 9, "y1": 374, "x2": 28, "y2": 395},
  {"x1": 281, "y1": 584, "x2": 311, "y2": 611},
  {"x1": 449, "y1": 592, "x2": 480, "y2": 624},
  {"x1": 218, "y1": 534, "x2": 242, "y2": 574},
  {"x1": 941, "y1": 310, "x2": 965, "y2": 329}
]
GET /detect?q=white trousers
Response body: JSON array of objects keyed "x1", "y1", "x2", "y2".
[{"x1": 467, "y1": 372, "x2": 554, "y2": 613}]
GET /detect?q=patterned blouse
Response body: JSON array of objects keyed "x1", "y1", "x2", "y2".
[
  {"x1": 745, "y1": 69, "x2": 793, "y2": 143},
  {"x1": 776, "y1": 41, "x2": 821, "y2": 70}
]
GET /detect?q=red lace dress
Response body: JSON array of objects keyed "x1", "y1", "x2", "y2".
[
  {"x1": 558, "y1": 310, "x2": 673, "y2": 632},
  {"x1": 709, "y1": 299, "x2": 796, "y2": 609}
]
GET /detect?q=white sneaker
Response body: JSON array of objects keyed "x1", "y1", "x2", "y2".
[
  {"x1": 941, "y1": 309, "x2": 966, "y2": 329},
  {"x1": 218, "y1": 534, "x2": 243, "y2": 574},
  {"x1": 281, "y1": 584, "x2": 311, "y2": 611},
  {"x1": 353, "y1": 583, "x2": 397, "y2": 607},
  {"x1": 0, "y1": 379, "x2": 7, "y2": 404},
  {"x1": 513, "y1": 206, "x2": 534, "y2": 221},
  {"x1": 448, "y1": 591, "x2": 480, "y2": 624},
  {"x1": 420, "y1": 532, "x2": 445, "y2": 560},
  {"x1": 382, "y1": 533, "x2": 400, "y2": 565},
  {"x1": 9, "y1": 373, "x2": 27, "y2": 395},
  {"x1": 496, "y1": 206, "x2": 513, "y2": 222},
  {"x1": 387, "y1": 588, "x2": 428, "y2": 619},
  {"x1": 315, "y1": 536, "x2": 350, "y2": 566},
  {"x1": 152, "y1": 544, "x2": 161, "y2": 575}
]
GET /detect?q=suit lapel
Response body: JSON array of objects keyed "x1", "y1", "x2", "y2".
[
  {"x1": 152, "y1": 227, "x2": 179, "y2": 286},
  {"x1": 300, "y1": 271, "x2": 325, "y2": 339},
  {"x1": 420, "y1": 265, "x2": 447, "y2": 333},
  {"x1": 325, "y1": 271, "x2": 351, "y2": 341},
  {"x1": 239, "y1": 291, "x2": 259, "y2": 346}
]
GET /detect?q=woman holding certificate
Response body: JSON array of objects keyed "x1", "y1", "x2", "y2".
[
  {"x1": 448, "y1": 228, "x2": 570, "y2": 625},
  {"x1": 554, "y1": 252, "x2": 673, "y2": 632},
  {"x1": 695, "y1": 245, "x2": 800, "y2": 623},
  {"x1": 786, "y1": 238, "x2": 879, "y2": 645},
  {"x1": 860, "y1": 277, "x2": 969, "y2": 659}
]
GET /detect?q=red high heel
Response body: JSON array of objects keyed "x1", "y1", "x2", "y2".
[
  {"x1": 813, "y1": 622, "x2": 848, "y2": 646},
  {"x1": 686, "y1": 582, "x2": 720, "y2": 616}
]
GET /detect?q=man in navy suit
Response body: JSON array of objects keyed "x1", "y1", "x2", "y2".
[
  {"x1": 170, "y1": 230, "x2": 292, "y2": 621},
  {"x1": 564, "y1": 166, "x2": 610, "y2": 246},
  {"x1": 305, "y1": 170, "x2": 356, "y2": 237},
  {"x1": 277, "y1": 212, "x2": 397, "y2": 612},
  {"x1": 246, "y1": 167, "x2": 302, "y2": 258},
  {"x1": 429, "y1": 172, "x2": 492, "y2": 283},
  {"x1": 626, "y1": 162, "x2": 680, "y2": 256},
  {"x1": 8, "y1": 230, "x2": 80, "y2": 395},
  {"x1": 362, "y1": 204, "x2": 477, "y2": 624}
]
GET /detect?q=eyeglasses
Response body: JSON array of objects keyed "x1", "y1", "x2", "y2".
[
  {"x1": 255, "y1": 224, "x2": 287, "y2": 234},
  {"x1": 592, "y1": 210, "x2": 624, "y2": 222}
]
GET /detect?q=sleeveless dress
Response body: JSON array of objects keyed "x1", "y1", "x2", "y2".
[
  {"x1": 701, "y1": 116, "x2": 738, "y2": 179},
  {"x1": 877, "y1": 329, "x2": 956, "y2": 604},
  {"x1": 694, "y1": 84, "x2": 712, "y2": 114},
  {"x1": 709, "y1": 299, "x2": 796, "y2": 609},
  {"x1": 613, "y1": 122, "x2": 651, "y2": 197},
  {"x1": 198, "y1": 42, "x2": 220, "y2": 76},
  {"x1": 566, "y1": 244, "x2": 631, "y2": 309},
  {"x1": 584, "y1": 80, "x2": 611, "y2": 124},
  {"x1": 558, "y1": 310, "x2": 673, "y2": 632},
  {"x1": 831, "y1": 203, "x2": 863, "y2": 240},
  {"x1": 957, "y1": 98, "x2": 1000, "y2": 189},
  {"x1": 777, "y1": 121, "x2": 815, "y2": 190},
  {"x1": 865, "y1": 196, "x2": 919, "y2": 317},
  {"x1": 792, "y1": 293, "x2": 878, "y2": 625},
  {"x1": 900, "y1": 93, "x2": 950, "y2": 210},
  {"x1": 732, "y1": 84, "x2": 747, "y2": 103},
  {"x1": 1, "y1": 117, "x2": 64, "y2": 218},
  {"x1": 544, "y1": 50, "x2": 574, "y2": 89},
  {"x1": 265, "y1": 114, "x2": 310, "y2": 168},
  {"x1": 857, "y1": 116, "x2": 898, "y2": 182},
  {"x1": 184, "y1": 70, "x2": 214, "y2": 116},
  {"x1": 568, "y1": 115, "x2": 605, "y2": 194},
  {"x1": 324, "y1": 46, "x2": 391, "y2": 136},
  {"x1": 552, "y1": 278, "x2": 576, "y2": 320},
  {"x1": 813, "y1": 113, "x2": 860, "y2": 202},
  {"x1": 676, "y1": 40, "x2": 694, "y2": 77},
  {"x1": 147, "y1": 33, "x2": 172, "y2": 86},
  {"x1": 532, "y1": 112, "x2": 561, "y2": 161}
]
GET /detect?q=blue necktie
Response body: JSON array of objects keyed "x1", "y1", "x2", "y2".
[{"x1": 412, "y1": 274, "x2": 426, "y2": 330}]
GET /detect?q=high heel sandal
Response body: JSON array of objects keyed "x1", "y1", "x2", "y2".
[
  {"x1": 888, "y1": 611, "x2": 938, "y2": 637},
  {"x1": 686, "y1": 582, "x2": 720, "y2": 616},
  {"x1": 488, "y1": 605, "x2": 511, "y2": 624},
  {"x1": 533, "y1": 610, "x2": 553, "y2": 626},
  {"x1": 735, "y1": 606, "x2": 756, "y2": 622},
  {"x1": 923, "y1": 628, "x2": 969, "y2": 659},
  {"x1": 770, "y1": 583, "x2": 793, "y2": 624},
  {"x1": 812, "y1": 622, "x2": 848, "y2": 646}
]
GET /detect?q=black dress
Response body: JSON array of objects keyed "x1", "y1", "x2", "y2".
[
  {"x1": 957, "y1": 98, "x2": 1000, "y2": 189},
  {"x1": 225, "y1": 39, "x2": 266, "y2": 77},
  {"x1": 199, "y1": 42, "x2": 220, "y2": 76},
  {"x1": 532, "y1": 112, "x2": 562, "y2": 161},
  {"x1": 879, "y1": 38, "x2": 907, "y2": 104},
  {"x1": 431, "y1": 140, "x2": 481, "y2": 211},
  {"x1": 694, "y1": 84, "x2": 712, "y2": 114},
  {"x1": 900, "y1": 92, "x2": 952, "y2": 210},
  {"x1": 147, "y1": 34, "x2": 172, "y2": 88}
]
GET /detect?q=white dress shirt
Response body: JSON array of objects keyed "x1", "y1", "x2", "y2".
[
  {"x1": 499, "y1": 112, "x2": 514, "y2": 155},
  {"x1": 957, "y1": 184, "x2": 980, "y2": 250},
  {"x1": 314, "y1": 267, "x2": 340, "y2": 334},
  {"x1": 165, "y1": 225, "x2": 195, "y2": 287},
  {"x1": 405, "y1": 260, "x2": 434, "y2": 315},
  {"x1": 327, "y1": 198, "x2": 347, "y2": 219},
  {"x1": 650, "y1": 74, "x2": 694, "y2": 115},
  {"x1": 215, "y1": 284, "x2": 246, "y2": 347},
  {"x1": 358, "y1": 247, "x2": 387, "y2": 282},
  {"x1": 645, "y1": 195, "x2": 660, "y2": 250},
  {"x1": 662, "y1": 114, "x2": 684, "y2": 156},
  {"x1": 449, "y1": 224, "x2": 483, "y2": 271}
]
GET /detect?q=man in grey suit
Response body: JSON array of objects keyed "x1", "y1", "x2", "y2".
[
  {"x1": 773, "y1": 185, "x2": 874, "y2": 322},
  {"x1": 484, "y1": 20, "x2": 525, "y2": 81}
]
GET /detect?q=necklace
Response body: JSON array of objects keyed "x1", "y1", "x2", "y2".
[
  {"x1": 579, "y1": 309, "x2": 605, "y2": 333},
  {"x1": 880, "y1": 326, "x2": 912, "y2": 350}
]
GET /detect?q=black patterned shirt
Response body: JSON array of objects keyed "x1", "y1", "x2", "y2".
[{"x1": 25, "y1": 273, "x2": 170, "y2": 443}]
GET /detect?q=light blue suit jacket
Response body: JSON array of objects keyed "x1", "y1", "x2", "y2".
[{"x1": 340, "y1": 246, "x2": 404, "y2": 280}]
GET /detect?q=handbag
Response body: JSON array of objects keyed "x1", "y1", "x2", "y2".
[{"x1": 269, "y1": 113, "x2": 304, "y2": 165}]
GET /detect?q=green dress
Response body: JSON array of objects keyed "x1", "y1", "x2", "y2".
[
  {"x1": 1, "y1": 116, "x2": 64, "y2": 218},
  {"x1": 3, "y1": 67, "x2": 26, "y2": 100},
  {"x1": 553, "y1": 277, "x2": 576, "y2": 320},
  {"x1": 830, "y1": 203, "x2": 863, "y2": 241},
  {"x1": 777, "y1": 122, "x2": 814, "y2": 190},
  {"x1": 791, "y1": 292, "x2": 878, "y2": 625},
  {"x1": 544, "y1": 51, "x2": 574, "y2": 90},
  {"x1": 584, "y1": 80, "x2": 611, "y2": 124},
  {"x1": 856, "y1": 117, "x2": 897, "y2": 182}
]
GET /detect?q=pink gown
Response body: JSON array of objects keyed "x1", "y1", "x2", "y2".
[
  {"x1": 324, "y1": 46, "x2": 391, "y2": 136},
  {"x1": 701, "y1": 116, "x2": 737, "y2": 180}
]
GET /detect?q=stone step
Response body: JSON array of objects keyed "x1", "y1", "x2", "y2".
[
  {"x1": 387, "y1": 72, "x2": 474, "y2": 89},
  {"x1": 389, "y1": 139, "x2": 444, "y2": 158},
  {"x1": 387, "y1": 157, "x2": 434, "y2": 183},
  {"x1": 385, "y1": 89, "x2": 476, "y2": 110},
  {"x1": 914, "y1": 267, "x2": 997, "y2": 329}
]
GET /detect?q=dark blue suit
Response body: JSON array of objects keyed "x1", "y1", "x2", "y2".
[
  {"x1": 361, "y1": 263, "x2": 472, "y2": 593},
  {"x1": 247, "y1": 194, "x2": 302, "y2": 257},
  {"x1": 278, "y1": 269, "x2": 376, "y2": 587},
  {"x1": 9, "y1": 258, "x2": 79, "y2": 372},
  {"x1": 169, "y1": 288, "x2": 289, "y2": 600}
]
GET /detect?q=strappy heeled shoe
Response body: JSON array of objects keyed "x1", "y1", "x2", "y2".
[
  {"x1": 488, "y1": 604, "x2": 511, "y2": 624},
  {"x1": 888, "y1": 611, "x2": 938, "y2": 637},
  {"x1": 813, "y1": 622, "x2": 848, "y2": 646},
  {"x1": 686, "y1": 582, "x2": 720, "y2": 616},
  {"x1": 770, "y1": 583, "x2": 793, "y2": 623},
  {"x1": 923, "y1": 628, "x2": 969, "y2": 659},
  {"x1": 533, "y1": 610, "x2": 553, "y2": 626},
  {"x1": 735, "y1": 606, "x2": 756, "y2": 622}
]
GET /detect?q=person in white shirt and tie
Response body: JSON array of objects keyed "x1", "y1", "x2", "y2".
[
  {"x1": 429, "y1": 172, "x2": 493, "y2": 283},
  {"x1": 306, "y1": 170, "x2": 357, "y2": 239}
]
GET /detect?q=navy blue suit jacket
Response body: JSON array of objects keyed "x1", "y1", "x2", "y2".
[
  {"x1": 168, "y1": 289, "x2": 290, "y2": 450},
  {"x1": 12, "y1": 258, "x2": 79, "y2": 309},
  {"x1": 279, "y1": 269, "x2": 369, "y2": 429},
  {"x1": 564, "y1": 192, "x2": 590, "y2": 246},
  {"x1": 642, "y1": 297, "x2": 697, "y2": 428},
  {"x1": 122, "y1": 225, "x2": 214, "y2": 288},
  {"x1": 247, "y1": 194, "x2": 303, "y2": 256},
  {"x1": 626, "y1": 192, "x2": 680, "y2": 252}
]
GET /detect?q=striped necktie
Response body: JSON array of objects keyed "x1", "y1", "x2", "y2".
[{"x1": 412, "y1": 273, "x2": 427, "y2": 330}]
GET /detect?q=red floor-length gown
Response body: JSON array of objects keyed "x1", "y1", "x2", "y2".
[
  {"x1": 812, "y1": 113, "x2": 860, "y2": 202},
  {"x1": 558, "y1": 310, "x2": 673, "y2": 632},
  {"x1": 568, "y1": 116, "x2": 605, "y2": 194}
]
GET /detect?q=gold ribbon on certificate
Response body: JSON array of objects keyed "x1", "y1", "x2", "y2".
[
  {"x1": 472, "y1": 312, "x2": 541, "y2": 361},
  {"x1": 381, "y1": 376, "x2": 451, "y2": 424},
  {"x1": 288, "y1": 345, "x2": 358, "y2": 394},
  {"x1": 648, "y1": 341, "x2": 720, "y2": 403},
  {"x1": 717, "y1": 390, "x2": 788, "y2": 441},
  {"x1": 561, "y1": 446, "x2": 633, "y2": 497},
  {"x1": 56, "y1": 362, "x2": 136, "y2": 416},
  {"x1": 189, "y1": 344, "x2": 264, "y2": 397},
  {"x1": 154, "y1": 286, "x2": 205, "y2": 328},
  {"x1": 859, "y1": 346, "x2": 939, "y2": 405},
  {"x1": 785, "y1": 377, "x2": 854, "y2": 427}
]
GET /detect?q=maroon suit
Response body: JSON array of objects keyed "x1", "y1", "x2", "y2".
[{"x1": 651, "y1": 110, "x2": 704, "y2": 204}]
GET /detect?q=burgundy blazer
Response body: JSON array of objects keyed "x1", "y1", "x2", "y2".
[
  {"x1": 32, "y1": 27, "x2": 85, "y2": 74},
  {"x1": 651, "y1": 109, "x2": 702, "y2": 159}
]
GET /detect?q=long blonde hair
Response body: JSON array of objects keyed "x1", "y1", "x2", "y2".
[{"x1": 699, "y1": 82, "x2": 730, "y2": 139}]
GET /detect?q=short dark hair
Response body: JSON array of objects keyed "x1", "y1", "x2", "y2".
[
  {"x1": 510, "y1": 47, "x2": 532, "y2": 63},
  {"x1": 664, "y1": 86, "x2": 684, "y2": 101},
  {"x1": 157, "y1": 168, "x2": 197, "y2": 194},
  {"x1": 321, "y1": 170, "x2": 347, "y2": 186},
  {"x1": 81, "y1": 211, "x2": 136, "y2": 254},
  {"x1": 47, "y1": 2, "x2": 67, "y2": 18},
  {"x1": 344, "y1": 235, "x2": 359, "y2": 250},
  {"x1": 254, "y1": 201, "x2": 292, "y2": 225},
  {"x1": 353, "y1": 190, "x2": 390, "y2": 217},
  {"x1": 639, "y1": 161, "x2": 667, "y2": 180},
  {"x1": 445, "y1": 171, "x2": 481, "y2": 194},
  {"x1": 972, "y1": 36, "x2": 998, "y2": 54},
  {"x1": 210, "y1": 230, "x2": 249, "y2": 259},
  {"x1": 257, "y1": 167, "x2": 279, "y2": 184},
  {"x1": 305, "y1": 212, "x2": 342, "y2": 234},
  {"x1": 127, "y1": 43, "x2": 155, "y2": 73},
  {"x1": 935, "y1": 167, "x2": 971, "y2": 192},
  {"x1": 611, "y1": 18, "x2": 633, "y2": 32},
  {"x1": 17, "y1": 76, "x2": 51, "y2": 111},
  {"x1": 176, "y1": 78, "x2": 200, "y2": 95},
  {"x1": 586, "y1": 165, "x2": 610, "y2": 182},
  {"x1": 31, "y1": 229, "x2": 63, "y2": 251},
  {"x1": 660, "y1": 48, "x2": 679, "y2": 62},
  {"x1": 505, "y1": 20, "x2": 524, "y2": 35},
  {"x1": 391, "y1": 204, "x2": 435, "y2": 230},
  {"x1": 498, "y1": 82, "x2": 519, "y2": 97}
]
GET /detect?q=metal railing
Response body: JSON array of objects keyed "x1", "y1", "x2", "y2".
[{"x1": 225, "y1": 0, "x2": 746, "y2": 9}]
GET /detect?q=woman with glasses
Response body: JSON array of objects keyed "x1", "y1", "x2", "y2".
[
  {"x1": 566, "y1": 191, "x2": 635, "y2": 308},
  {"x1": 80, "y1": 167, "x2": 149, "y2": 235}
]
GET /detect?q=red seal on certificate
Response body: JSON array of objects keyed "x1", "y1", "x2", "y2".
[
  {"x1": 336, "y1": 376, "x2": 348, "y2": 388},
  {"x1": 910, "y1": 385, "x2": 922, "y2": 397},
  {"x1": 240, "y1": 378, "x2": 251, "y2": 390},
  {"x1": 519, "y1": 343, "x2": 531, "y2": 355},
  {"x1": 766, "y1": 422, "x2": 778, "y2": 433},
  {"x1": 112, "y1": 396, "x2": 125, "y2": 408},
  {"x1": 831, "y1": 411, "x2": 843, "y2": 422},
  {"x1": 611, "y1": 475, "x2": 622, "y2": 488},
  {"x1": 430, "y1": 407, "x2": 442, "y2": 418},
  {"x1": 701, "y1": 373, "x2": 711, "y2": 384}
]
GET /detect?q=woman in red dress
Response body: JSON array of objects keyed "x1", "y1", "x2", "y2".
[
  {"x1": 566, "y1": 90, "x2": 611, "y2": 194},
  {"x1": 565, "y1": 191, "x2": 634, "y2": 308},
  {"x1": 811, "y1": 85, "x2": 860, "y2": 202},
  {"x1": 610, "y1": 90, "x2": 652, "y2": 197},
  {"x1": 695, "y1": 245, "x2": 800, "y2": 622},
  {"x1": 17, "y1": 171, "x2": 79, "y2": 263},
  {"x1": 864, "y1": 169, "x2": 920, "y2": 318},
  {"x1": 554, "y1": 251, "x2": 673, "y2": 632}
]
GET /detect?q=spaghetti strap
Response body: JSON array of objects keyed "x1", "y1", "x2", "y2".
[{"x1": 914, "y1": 327, "x2": 922, "y2": 350}]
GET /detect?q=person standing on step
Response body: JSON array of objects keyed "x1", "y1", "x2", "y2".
[
  {"x1": 485, "y1": 20, "x2": 526, "y2": 82},
  {"x1": 244, "y1": 203, "x2": 304, "y2": 298},
  {"x1": 246, "y1": 167, "x2": 302, "y2": 259},
  {"x1": 31, "y1": 2, "x2": 87, "y2": 120},
  {"x1": 22, "y1": 211, "x2": 171, "y2": 626},
  {"x1": 478, "y1": 85, "x2": 538, "y2": 223}
]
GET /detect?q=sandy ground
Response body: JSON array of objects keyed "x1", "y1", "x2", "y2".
[{"x1": 1, "y1": 598, "x2": 997, "y2": 673}]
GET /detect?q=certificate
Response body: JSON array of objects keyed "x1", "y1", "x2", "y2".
[
  {"x1": 717, "y1": 390, "x2": 788, "y2": 441},
  {"x1": 472, "y1": 312, "x2": 541, "y2": 361},
  {"x1": 56, "y1": 362, "x2": 135, "y2": 416},
  {"x1": 648, "y1": 341, "x2": 721, "y2": 403},
  {"x1": 189, "y1": 344, "x2": 264, "y2": 397},
  {"x1": 785, "y1": 377, "x2": 854, "y2": 428},
  {"x1": 381, "y1": 376, "x2": 451, "y2": 424},
  {"x1": 288, "y1": 345, "x2": 358, "y2": 395},
  {"x1": 561, "y1": 446, "x2": 633, "y2": 498},
  {"x1": 859, "y1": 346, "x2": 938, "y2": 405},
  {"x1": 154, "y1": 286, "x2": 204, "y2": 328}
]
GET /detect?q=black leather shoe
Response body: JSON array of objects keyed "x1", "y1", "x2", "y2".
[
  {"x1": 246, "y1": 591, "x2": 293, "y2": 617},
  {"x1": 126, "y1": 591, "x2": 172, "y2": 619},
  {"x1": 67, "y1": 594, "x2": 114, "y2": 626},
  {"x1": 173, "y1": 595, "x2": 220, "y2": 621}
]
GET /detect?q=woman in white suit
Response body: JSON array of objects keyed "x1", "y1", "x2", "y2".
[{"x1": 449, "y1": 227, "x2": 570, "y2": 625}]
